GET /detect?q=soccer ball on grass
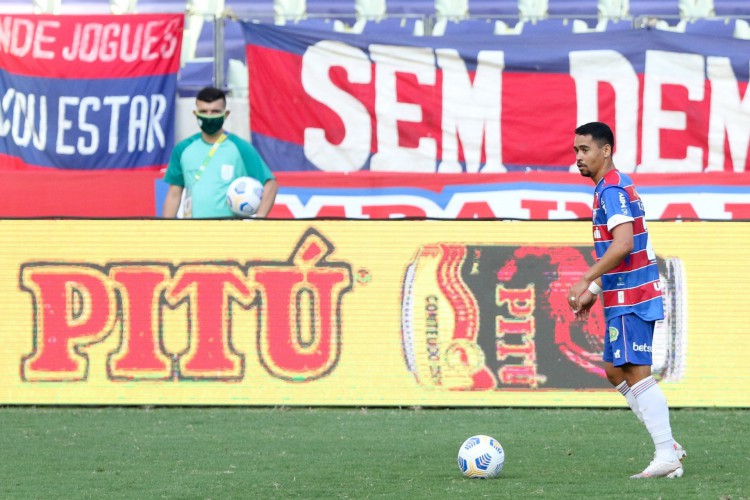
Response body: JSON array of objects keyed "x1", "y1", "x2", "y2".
[
  {"x1": 226, "y1": 176, "x2": 263, "y2": 217},
  {"x1": 457, "y1": 434, "x2": 505, "y2": 479}
]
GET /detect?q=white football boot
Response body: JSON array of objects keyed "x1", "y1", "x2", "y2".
[
  {"x1": 630, "y1": 458, "x2": 684, "y2": 479},
  {"x1": 674, "y1": 442, "x2": 687, "y2": 462}
]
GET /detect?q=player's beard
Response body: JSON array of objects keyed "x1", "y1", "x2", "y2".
[{"x1": 577, "y1": 164, "x2": 592, "y2": 177}]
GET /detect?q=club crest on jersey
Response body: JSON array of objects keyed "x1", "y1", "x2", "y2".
[
  {"x1": 221, "y1": 164, "x2": 234, "y2": 180},
  {"x1": 609, "y1": 326, "x2": 619, "y2": 342}
]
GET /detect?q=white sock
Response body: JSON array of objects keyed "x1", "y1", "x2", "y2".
[
  {"x1": 615, "y1": 381, "x2": 644, "y2": 423},
  {"x1": 631, "y1": 376, "x2": 677, "y2": 462}
]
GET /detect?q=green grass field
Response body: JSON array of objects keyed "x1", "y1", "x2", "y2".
[{"x1": 1, "y1": 407, "x2": 746, "y2": 499}]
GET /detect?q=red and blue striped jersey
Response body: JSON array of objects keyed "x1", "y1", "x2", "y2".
[{"x1": 592, "y1": 170, "x2": 664, "y2": 322}]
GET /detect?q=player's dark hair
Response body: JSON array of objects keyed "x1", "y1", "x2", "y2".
[
  {"x1": 196, "y1": 87, "x2": 227, "y2": 106},
  {"x1": 575, "y1": 122, "x2": 614, "y2": 151}
]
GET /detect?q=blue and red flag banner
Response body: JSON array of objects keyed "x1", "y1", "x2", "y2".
[
  {"x1": 1, "y1": 170, "x2": 749, "y2": 219},
  {"x1": 269, "y1": 172, "x2": 750, "y2": 220},
  {"x1": 0, "y1": 14, "x2": 183, "y2": 170},
  {"x1": 242, "y1": 23, "x2": 750, "y2": 174}
]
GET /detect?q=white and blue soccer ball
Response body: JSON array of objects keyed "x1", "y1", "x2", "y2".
[
  {"x1": 226, "y1": 176, "x2": 263, "y2": 217},
  {"x1": 457, "y1": 434, "x2": 505, "y2": 479}
]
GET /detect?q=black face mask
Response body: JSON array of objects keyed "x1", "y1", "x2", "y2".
[{"x1": 196, "y1": 112, "x2": 226, "y2": 135}]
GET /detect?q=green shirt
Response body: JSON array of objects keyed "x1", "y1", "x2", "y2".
[{"x1": 163, "y1": 132, "x2": 275, "y2": 218}]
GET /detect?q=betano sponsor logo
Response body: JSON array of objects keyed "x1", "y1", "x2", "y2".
[
  {"x1": 632, "y1": 342, "x2": 653, "y2": 353},
  {"x1": 18, "y1": 229, "x2": 352, "y2": 383}
]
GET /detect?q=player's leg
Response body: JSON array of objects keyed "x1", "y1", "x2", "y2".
[
  {"x1": 617, "y1": 315, "x2": 682, "y2": 478},
  {"x1": 603, "y1": 319, "x2": 643, "y2": 423},
  {"x1": 605, "y1": 360, "x2": 684, "y2": 460},
  {"x1": 604, "y1": 361, "x2": 644, "y2": 423}
]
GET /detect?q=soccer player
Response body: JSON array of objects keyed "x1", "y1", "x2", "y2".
[
  {"x1": 567, "y1": 122, "x2": 685, "y2": 479},
  {"x1": 162, "y1": 87, "x2": 278, "y2": 219}
]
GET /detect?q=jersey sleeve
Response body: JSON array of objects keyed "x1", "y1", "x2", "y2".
[
  {"x1": 162, "y1": 137, "x2": 191, "y2": 187},
  {"x1": 229, "y1": 135, "x2": 275, "y2": 184},
  {"x1": 600, "y1": 186, "x2": 634, "y2": 232}
]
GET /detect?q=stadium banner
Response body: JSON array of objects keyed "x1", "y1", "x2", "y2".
[
  {"x1": 1, "y1": 219, "x2": 748, "y2": 407},
  {"x1": 242, "y1": 23, "x2": 750, "y2": 174},
  {"x1": 0, "y1": 13, "x2": 183, "y2": 170},
  {"x1": 267, "y1": 172, "x2": 750, "y2": 220},
  {"x1": 1, "y1": 170, "x2": 750, "y2": 219}
]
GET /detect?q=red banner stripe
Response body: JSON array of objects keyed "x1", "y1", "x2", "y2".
[{"x1": 0, "y1": 14, "x2": 183, "y2": 79}]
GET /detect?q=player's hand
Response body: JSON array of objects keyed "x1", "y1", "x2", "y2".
[
  {"x1": 573, "y1": 290, "x2": 597, "y2": 321},
  {"x1": 567, "y1": 279, "x2": 589, "y2": 312}
]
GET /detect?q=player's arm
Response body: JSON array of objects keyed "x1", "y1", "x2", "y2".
[
  {"x1": 162, "y1": 185, "x2": 184, "y2": 218},
  {"x1": 232, "y1": 136, "x2": 277, "y2": 218},
  {"x1": 162, "y1": 139, "x2": 189, "y2": 219},
  {"x1": 254, "y1": 179, "x2": 278, "y2": 218},
  {"x1": 569, "y1": 222, "x2": 633, "y2": 311},
  {"x1": 581, "y1": 221, "x2": 633, "y2": 284}
]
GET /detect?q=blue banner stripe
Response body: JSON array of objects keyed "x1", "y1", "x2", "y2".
[{"x1": 241, "y1": 22, "x2": 750, "y2": 77}]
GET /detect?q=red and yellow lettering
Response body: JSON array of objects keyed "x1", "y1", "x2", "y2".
[
  {"x1": 496, "y1": 338, "x2": 536, "y2": 360},
  {"x1": 254, "y1": 231, "x2": 351, "y2": 382},
  {"x1": 109, "y1": 266, "x2": 172, "y2": 380},
  {"x1": 497, "y1": 286, "x2": 533, "y2": 316},
  {"x1": 21, "y1": 265, "x2": 116, "y2": 381},
  {"x1": 17, "y1": 230, "x2": 354, "y2": 385},
  {"x1": 495, "y1": 285, "x2": 540, "y2": 388},
  {"x1": 167, "y1": 265, "x2": 251, "y2": 379},
  {"x1": 498, "y1": 364, "x2": 547, "y2": 388},
  {"x1": 496, "y1": 316, "x2": 534, "y2": 335}
]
